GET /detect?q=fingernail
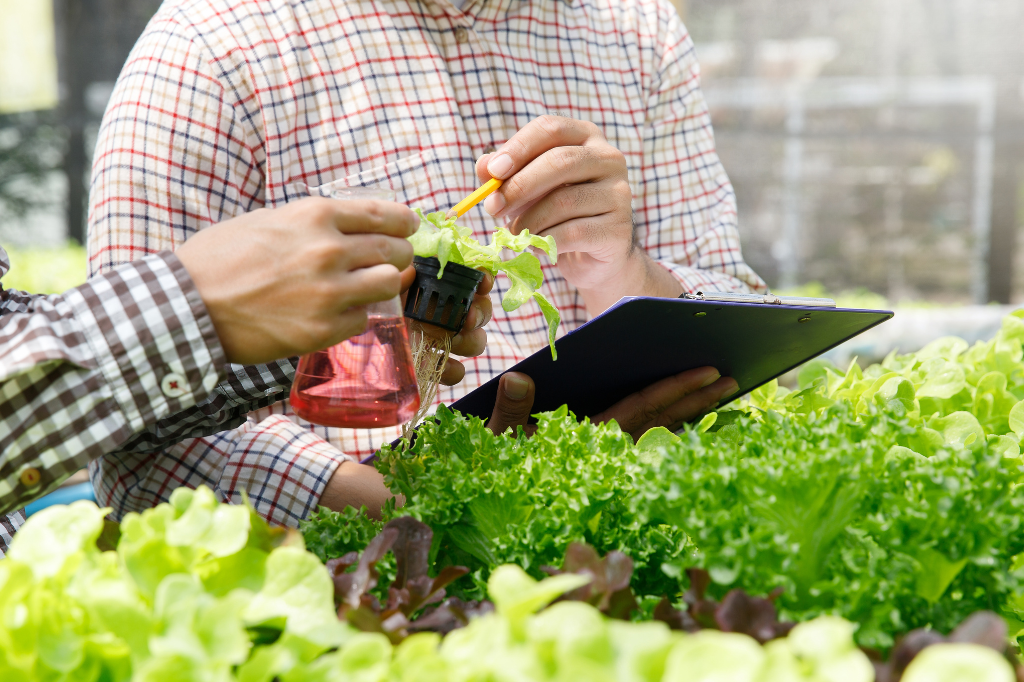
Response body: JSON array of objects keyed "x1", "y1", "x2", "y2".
[
  {"x1": 487, "y1": 153, "x2": 514, "y2": 179},
  {"x1": 700, "y1": 372, "x2": 721, "y2": 388},
  {"x1": 504, "y1": 374, "x2": 529, "y2": 400},
  {"x1": 484, "y1": 192, "x2": 506, "y2": 215},
  {"x1": 720, "y1": 383, "x2": 739, "y2": 399}
]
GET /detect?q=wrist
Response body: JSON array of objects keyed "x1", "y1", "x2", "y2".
[
  {"x1": 319, "y1": 459, "x2": 395, "y2": 520},
  {"x1": 577, "y1": 250, "x2": 682, "y2": 316}
]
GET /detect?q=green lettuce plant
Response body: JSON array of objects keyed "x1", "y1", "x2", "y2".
[
  {"x1": 409, "y1": 209, "x2": 561, "y2": 359},
  {"x1": 303, "y1": 312, "x2": 1024, "y2": 651},
  {"x1": 0, "y1": 487, "x2": 349, "y2": 681}
]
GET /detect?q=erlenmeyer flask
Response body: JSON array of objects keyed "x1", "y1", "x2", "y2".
[
  {"x1": 290, "y1": 296, "x2": 420, "y2": 428},
  {"x1": 289, "y1": 183, "x2": 420, "y2": 428}
]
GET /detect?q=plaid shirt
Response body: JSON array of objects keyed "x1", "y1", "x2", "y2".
[
  {"x1": 0, "y1": 245, "x2": 347, "y2": 550},
  {"x1": 87, "y1": 0, "x2": 765, "y2": 523},
  {"x1": 0, "y1": 248, "x2": 233, "y2": 554}
]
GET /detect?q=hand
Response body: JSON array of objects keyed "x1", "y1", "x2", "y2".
[
  {"x1": 477, "y1": 115, "x2": 682, "y2": 316},
  {"x1": 175, "y1": 197, "x2": 418, "y2": 365},
  {"x1": 486, "y1": 366, "x2": 737, "y2": 442},
  {"x1": 400, "y1": 267, "x2": 494, "y2": 386},
  {"x1": 319, "y1": 459, "x2": 402, "y2": 520}
]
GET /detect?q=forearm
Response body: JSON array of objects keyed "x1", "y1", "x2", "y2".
[
  {"x1": 0, "y1": 252, "x2": 224, "y2": 514},
  {"x1": 92, "y1": 413, "x2": 356, "y2": 526}
]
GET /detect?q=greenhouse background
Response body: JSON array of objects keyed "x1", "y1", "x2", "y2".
[{"x1": 4, "y1": 0, "x2": 1024, "y2": 307}]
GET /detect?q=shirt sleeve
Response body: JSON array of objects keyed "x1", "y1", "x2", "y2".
[
  {"x1": 0, "y1": 251, "x2": 225, "y2": 515},
  {"x1": 87, "y1": 9, "x2": 263, "y2": 276},
  {"x1": 86, "y1": 11, "x2": 350, "y2": 527},
  {"x1": 638, "y1": 4, "x2": 768, "y2": 296},
  {"x1": 89, "y1": 414, "x2": 351, "y2": 528}
]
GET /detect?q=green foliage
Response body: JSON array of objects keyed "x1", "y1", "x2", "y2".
[
  {"x1": 409, "y1": 209, "x2": 561, "y2": 358},
  {"x1": 1, "y1": 242, "x2": 87, "y2": 294},
  {"x1": 300, "y1": 312, "x2": 1024, "y2": 651},
  {"x1": 284, "y1": 568, "x2": 884, "y2": 682},
  {"x1": 631, "y1": 405, "x2": 1024, "y2": 650},
  {"x1": 0, "y1": 486, "x2": 352, "y2": 681},
  {"x1": 369, "y1": 404, "x2": 690, "y2": 600}
]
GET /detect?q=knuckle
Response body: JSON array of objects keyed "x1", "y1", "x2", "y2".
[
  {"x1": 629, "y1": 402, "x2": 660, "y2": 430},
  {"x1": 605, "y1": 145, "x2": 626, "y2": 165},
  {"x1": 614, "y1": 180, "x2": 633, "y2": 204},
  {"x1": 372, "y1": 235, "x2": 393, "y2": 261},
  {"x1": 362, "y1": 202, "x2": 386, "y2": 231},
  {"x1": 301, "y1": 197, "x2": 334, "y2": 224},
  {"x1": 536, "y1": 114, "x2": 561, "y2": 132},
  {"x1": 548, "y1": 150, "x2": 575, "y2": 176}
]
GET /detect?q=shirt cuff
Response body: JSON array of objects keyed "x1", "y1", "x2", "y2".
[
  {"x1": 655, "y1": 260, "x2": 766, "y2": 296},
  {"x1": 64, "y1": 251, "x2": 227, "y2": 433},
  {"x1": 218, "y1": 414, "x2": 352, "y2": 527}
]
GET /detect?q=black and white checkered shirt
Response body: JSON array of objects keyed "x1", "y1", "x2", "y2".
[{"x1": 0, "y1": 247, "x2": 303, "y2": 555}]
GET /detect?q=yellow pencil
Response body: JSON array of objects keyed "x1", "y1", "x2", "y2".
[{"x1": 445, "y1": 177, "x2": 503, "y2": 221}]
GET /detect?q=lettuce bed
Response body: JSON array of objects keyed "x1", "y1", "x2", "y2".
[
  {"x1": 10, "y1": 314, "x2": 1024, "y2": 679},
  {"x1": 306, "y1": 313, "x2": 1024, "y2": 652},
  {"x1": 3, "y1": 492, "x2": 1015, "y2": 681}
]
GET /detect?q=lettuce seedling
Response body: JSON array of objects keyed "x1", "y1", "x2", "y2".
[{"x1": 409, "y1": 209, "x2": 561, "y2": 359}]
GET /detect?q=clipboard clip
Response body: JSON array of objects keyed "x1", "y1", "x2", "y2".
[{"x1": 682, "y1": 290, "x2": 836, "y2": 308}]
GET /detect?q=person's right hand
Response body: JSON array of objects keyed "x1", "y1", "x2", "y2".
[
  {"x1": 486, "y1": 366, "x2": 737, "y2": 441},
  {"x1": 175, "y1": 197, "x2": 418, "y2": 365}
]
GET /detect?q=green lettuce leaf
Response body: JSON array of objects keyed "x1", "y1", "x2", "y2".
[{"x1": 409, "y1": 208, "x2": 560, "y2": 358}]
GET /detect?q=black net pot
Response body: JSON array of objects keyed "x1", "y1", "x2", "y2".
[{"x1": 404, "y1": 256, "x2": 485, "y2": 332}]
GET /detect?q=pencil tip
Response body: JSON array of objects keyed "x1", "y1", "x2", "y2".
[{"x1": 445, "y1": 209, "x2": 458, "y2": 220}]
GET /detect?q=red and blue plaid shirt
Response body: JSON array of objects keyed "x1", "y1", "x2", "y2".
[{"x1": 87, "y1": 0, "x2": 765, "y2": 525}]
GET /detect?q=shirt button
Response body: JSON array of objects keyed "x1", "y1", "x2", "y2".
[
  {"x1": 161, "y1": 372, "x2": 188, "y2": 398},
  {"x1": 20, "y1": 467, "x2": 41, "y2": 488},
  {"x1": 483, "y1": 145, "x2": 497, "y2": 155},
  {"x1": 454, "y1": 27, "x2": 469, "y2": 44}
]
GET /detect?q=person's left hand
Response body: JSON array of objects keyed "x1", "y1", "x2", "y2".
[
  {"x1": 400, "y1": 266, "x2": 494, "y2": 386},
  {"x1": 476, "y1": 115, "x2": 683, "y2": 315}
]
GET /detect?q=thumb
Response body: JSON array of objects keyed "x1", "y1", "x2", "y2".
[{"x1": 487, "y1": 372, "x2": 536, "y2": 436}]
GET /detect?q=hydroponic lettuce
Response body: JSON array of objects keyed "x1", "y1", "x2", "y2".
[
  {"x1": 5, "y1": 494, "x2": 1018, "y2": 681},
  {"x1": 409, "y1": 209, "x2": 561, "y2": 358},
  {"x1": 302, "y1": 312, "x2": 1024, "y2": 650},
  {"x1": 305, "y1": 403, "x2": 690, "y2": 601},
  {"x1": 632, "y1": 404, "x2": 1024, "y2": 650},
  {"x1": 0, "y1": 487, "x2": 350, "y2": 681}
]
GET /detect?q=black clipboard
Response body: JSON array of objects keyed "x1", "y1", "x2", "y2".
[{"x1": 447, "y1": 295, "x2": 893, "y2": 421}]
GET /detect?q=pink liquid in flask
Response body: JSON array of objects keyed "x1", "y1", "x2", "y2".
[{"x1": 290, "y1": 312, "x2": 420, "y2": 429}]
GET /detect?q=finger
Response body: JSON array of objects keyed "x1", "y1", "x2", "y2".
[
  {"x1": 517, "y1": 215, "x2": 621, "y2": 256},
  {"x1": 339, "y1": 234, "x2": 414, "y2": 272},
  {"x1": 400, "y1": 265, "x2": 417, "y2": 293},
  {"x1": 312, "y1": 197, "x2": 419, "y2": 238},
  {"x1": 451, "y1": 326, "x2": 486, "y2": 358},
  {"x1": 486, "y1": 115, "x2": 602, "y2": 181},
  {"x1": 462, "y1": 294, "x2": 492, "y2": 332},
  {"x1": 508, "y1": 180, "x2": 628, "y2": 241},
  {"x1": 633, "y1": 377, "x2": 740, "y2": 440},
  {"x1": 486, "y1": 372, "x2": 536, "y2": 436},
  {"x1": 337, "y1": 263, "x2": 403, "y2": 308},
  {"x1": 476, "y1": 271, "x2": 495, "y2": 296},
  {"x1": 486, "y1": 145, "x2": 622, "y2": 219},
  {"x1": 594, "y1": 366, "x2": 722, "y2": 435},
  {"x1": 476, "y1": 154, "x2": 495, "y2": 183},
  {"x1": 440, "y1": 357, "x2": 466, "y2": 386}
]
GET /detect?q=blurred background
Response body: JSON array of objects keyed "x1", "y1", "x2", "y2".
[{"x1": 3, "y1": 1, "x2": 1024, "y2": 319}]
